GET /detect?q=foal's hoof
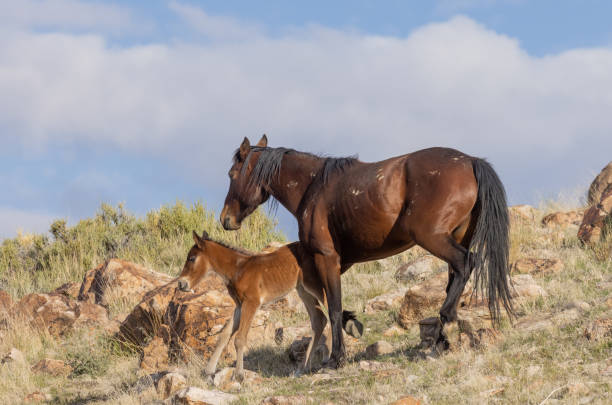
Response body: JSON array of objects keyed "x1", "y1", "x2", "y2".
[{"x1": 345, "y1": 318, "x2": 364, "y2": 339}]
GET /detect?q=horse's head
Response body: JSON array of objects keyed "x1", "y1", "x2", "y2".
[
  {"x1": 220, "y1": 134, "x2": 269, "y2": 230},
  {"x1": 177, "y1": 230, "x2": 213, "y2": 292}
]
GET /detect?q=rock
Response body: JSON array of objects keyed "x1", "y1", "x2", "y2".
[
  {"x1": 261, "y1": 395, "x2": 309, "y2": 405},
  {"x1": 79, "y1": 259, "x2": 173, "y2": 307},
  {"x1": 261, "y1": 289, "x2": 302, "y2": 313},
  {"x1": 389, "y1": 396, "x2": 421, "y2": 405},
  {"x1": 456, "y1": 307, "x2": 501, "y2": 349},
  {"x1": 213, "y1": 367, "x2": 261, "y2": 392},
  {"x1": 588, "y1": 161, "x2": 612, "y2": 205},
  {"x1": 511, "y1": 258, "x2": 564, "y2": 276},
  {"x1": 287, "y1": 335, "x2": 329, "y2": 364},
  {"x1": 383, "y1": 325, "x2": 406, "y2": 337},
  {"x1": 364, "y1": 288, "x2": 408, "y2": 314},
  {"x1": 23, "y1": 391, "x2": 50, "y2": 403},
  {"x1": 579, "y1": 184, "x2": 612, "y2": 244},
  {"x1": 1, "y1": 348, "x2": 26, "y2": 365},
  {"x1": 170, "y1": 386, "x2": 237, "y2": 405},
  {"x1": 541, "y1": 210, "x2": 584, "y2": 228},
  {"x1": 358, "y1": 360, "x2": 383, "y2": 371},
  {"x1": 140, "y1": 336, "x2": 169, "y2": 373},
  {"x1": 53, "y1": 282, "x2": 81, "y2": 299},
  {"x1": 119, "y1": 271, "x2": 273, "y2": 366},
  {"x1": 511, "y1": 274, "x2": 547, "y2": 300},
  {"x1": 395, "y1": 255, "x2": 446, "y2": 282},
  {"x1": 13, "y1": 293, "x2": 109, "y2": 337},
  {"x1": 509, "y1": 205, "x2": 536, "y2": 224},
  {"x1": 31, "y1": 358, "x2": 72, "y2": 376},
  {"x1": 156, "y1": 372, "x2": 187, "y2": 400},
  {"x1": 583, "y1": 317, "x2": 612, "y2": 341},
  {"x1": 517, "y1": 308, "x2": 581, "y2": 332},
  {"x1": 0, "y1": 290, "x2": 13, "y2": 312},
  {"x1": 365, "y1": 340, "x2": 393, "y2": 359},
  {"x1": 398, "y1": 272, "x2": 470, "y2": 328}
]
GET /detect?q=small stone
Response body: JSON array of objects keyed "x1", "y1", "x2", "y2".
[
  {"x1": 358, "y1": 360, "x2": 383, "y2": 371},
  {"x1": 170, "y1": 386, "x2": 238, "y2": 405},
  {"x1": 383, "y1": 325, "x2": 405, "y2": 337},
  {"x1": 1, "y1": 348, "x2": 26, "y2": 365},
  {"x1": 261, "y1": 395, "x2": 309, "y2": 405},
  {"x1": 365, "y1": 340, "x2": 393, "y2": 359},
  {"x1": 213, "y1": 367, "x2": 261, "y2": 392},
  {"x1": 31, "y1": 358, "x2": 72, "y2": 376},
  {"x1": 156, "y1": 372, "x2": 187, "y2": 400}
]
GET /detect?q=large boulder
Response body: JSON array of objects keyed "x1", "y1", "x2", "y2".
[
  {"x1": 509, "y1": 204, "x2": 537, "y2": 224},
  {"x1": 588, "y1": 161, "x2": 612, "y2": 205},
  {"x1": 364, "y1": 288, "x2": 408, "y2": 314},
  {"x1": 78, "y1": 259, "x2": 173, "y2": 307},
  {"x1": 119, "y1": 272, "x2": 273, "y2": 367},
  {"x1": 579, "y1": 183, "x2": 612, "y2": 244},
  {"x1": 12, "y1": 293, "x2": 109, "y2": 337}
]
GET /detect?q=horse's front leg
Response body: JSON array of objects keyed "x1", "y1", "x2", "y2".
[{"x1": 314, "y1": 252, "x2": 345, "y2": 368}]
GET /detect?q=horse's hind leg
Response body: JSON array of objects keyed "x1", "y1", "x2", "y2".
[
  {"x1": 205, "y1": 306, "x2": 241, "y2": 376},
  {"x1": 296, "y1": 284, "x2": 328, "y2": 374},
  {"x1": 416, "y1": 232, "x2": 470, "y2": 348},
  {"x1": 233, "y1": 300, "x2": 259, "y2": 382}
]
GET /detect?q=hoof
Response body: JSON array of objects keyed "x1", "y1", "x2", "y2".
[
  {"x1": 345, "y1": 318, "x2": 364, "y2": 339},
  {"x1": 322, "y1": 355, "x2": 346, "y2": 370}
]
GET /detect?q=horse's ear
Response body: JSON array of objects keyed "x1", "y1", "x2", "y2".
[
  {"x1": 239, "y1": 137, "x2": 250, "y2": 160},
  {"x1": 255, "y1": 134, "x2": 267, "y2": 147},
  {"x1": 192, "y1": 230, "x2": 201, "y2": 245}
]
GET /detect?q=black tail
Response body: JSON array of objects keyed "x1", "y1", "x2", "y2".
[{"x1": 470, "y1": 158, "x2": 514, "y2": 324}]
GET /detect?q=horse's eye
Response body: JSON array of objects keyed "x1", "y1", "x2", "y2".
[{"x1": 188, "y1": 256, "x2": 196, "y2": 263}]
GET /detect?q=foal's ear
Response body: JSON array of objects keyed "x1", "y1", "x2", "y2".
[
  {"x1": 201, "y1": 230, "x2": 209, "y2": 240},
  {"x1": 255, "y1": 134, "x2": 268, "y2": 147},
  {"x1": 192, "y1": 230, "x2": 201, "y2": 245},
  {"x1": 239, "y1": 137, "x2": 250, "y2": 160}
]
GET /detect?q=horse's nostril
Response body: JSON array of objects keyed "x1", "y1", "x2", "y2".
[{"x1": 223, "y1": 217, "x2": 231, "y2": 229}]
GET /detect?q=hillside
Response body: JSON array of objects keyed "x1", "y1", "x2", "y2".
[{"x1": 0, "y1": 200, "x2": 610, "y2": 404}]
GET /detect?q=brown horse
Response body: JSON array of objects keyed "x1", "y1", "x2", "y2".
[
  {"x1": 220, "y1": 135, "x2": 514, "y2": 368},
  {"x1": 177, "y1": 230, "x2": 359, "y2": 380}
]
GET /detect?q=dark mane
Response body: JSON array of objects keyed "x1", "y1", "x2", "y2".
[
  {"x1": 199, "y1": 232, "x2": 255, "y2": 256},
  {"x1": 233, "y1": 146, "x2": 358, "y2": 188}
]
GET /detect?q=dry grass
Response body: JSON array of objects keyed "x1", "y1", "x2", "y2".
[{"x1": 1, "y1": 201, "x2": 611, "y2": 404}]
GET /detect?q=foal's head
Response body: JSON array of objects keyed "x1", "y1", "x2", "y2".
[
  {"x1": 220, "y1": 134, "x2": 269, "y2": 230},
  {"x1": 177, "y1": 230, "x2": 213, "y2": 292}
]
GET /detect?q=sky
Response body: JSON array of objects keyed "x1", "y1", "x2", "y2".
[{"x1": 1, "y1": 0, "x2": 612, "y2": 240}]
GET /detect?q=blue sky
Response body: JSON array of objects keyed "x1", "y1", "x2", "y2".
[{"x1": 1, "y1": 0, "x2": 612, "y2": 240}]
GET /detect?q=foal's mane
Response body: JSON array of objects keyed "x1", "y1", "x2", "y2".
[
  {"x1": 233, "y1": 146, "x2": 358, "y2": 188},
  {"x1": 199, "y1": 232, "x2": 255, "y2": 256}
]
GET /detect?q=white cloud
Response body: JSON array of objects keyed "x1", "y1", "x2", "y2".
[
  {"x1": 0, "y1": 6, "x2": 611, "y2": 195},
  {"x1": 0, "y1": 0, "x2": 136, "y2": 34},
  {"x1": 0, "y1": 207, "x2": 56, "y2": 239},
  {"x1": 168, "y1": 1, "x2": 262, "y2": 41}
]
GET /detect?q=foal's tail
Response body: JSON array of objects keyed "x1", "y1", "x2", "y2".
[{"x1": 470, "y1": 158, "x2": 514, "y2": 325}]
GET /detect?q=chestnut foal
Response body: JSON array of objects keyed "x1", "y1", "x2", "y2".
[{"x1": 177, "y1": 231, "x2": 361, "y2": 381}]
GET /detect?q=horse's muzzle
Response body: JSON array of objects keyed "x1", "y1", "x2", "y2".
[
  {"x1": 222, "y1": 216, "x2": 240, "y2": 231},
  {"x1": 177, "y1": 278, "x2": 190, "y2": 292}
]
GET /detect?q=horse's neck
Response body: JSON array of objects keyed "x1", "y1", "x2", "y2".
[
  {"x1": 206, "y1": 243, "x2": 246, "y2": 283},
  {"x1": 268, "y1": 154, "x2": 324, "y2": 215}
]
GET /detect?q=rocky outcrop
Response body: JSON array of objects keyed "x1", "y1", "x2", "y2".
[
  {"x1": 119, "y1": 272, "x2": 273, "y2": 368},
  {"x1": 78, "y1": 259, "x2": 173, "y2": 307},
  {"x1": 364, "y1": 288, "x2": 407, "y2": 314},
  {"x1": 583, "y1": 316, "x2": 612, "y2": 342},
  {"x1": 170, "y1": 386, "x2": 238, "y2": 405},
  {"x1": 541, "y1": 210, "x2": 584, "y2": 228},
  {"x1": 588, "y1": 161, "x2": 612, "y2": 205},
  {"x1": 12, "y1": 293, "x2": 109, "y2": 337},
  {"x1": 31, "y1": 358, "x2": 72, "y2": 376},
  {"x1": 579, "y1": 183, "x2": 612, "y2": 244},
  {"x1": 156, "y1": 372, "x2": 187, "y2": 400},
  {"x1": 509, "y1": 204, "x2": 536, "y2": 224}
]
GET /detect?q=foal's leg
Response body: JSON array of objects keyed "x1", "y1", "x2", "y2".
[
  {"x1": 205, "y1": 306, "x2": 241, "y2": 376},
  {"x1": 296, "y1": 284, "x2": 328, "y2": 374},
  {"x1": 233, "y1": 300, "x2": 259, "y2": 382}
]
